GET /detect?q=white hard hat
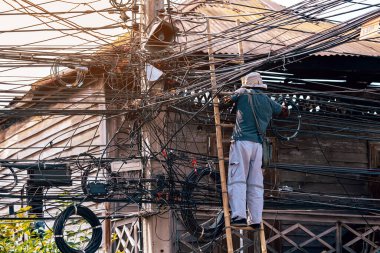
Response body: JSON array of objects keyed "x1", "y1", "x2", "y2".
[{"x1": 242, "y1": 72, "x2": 267, "y2": 89}]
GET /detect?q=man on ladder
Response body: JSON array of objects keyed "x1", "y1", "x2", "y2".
[{"x1": 227, "y1": 72, "x2": 288, "y2": 229}]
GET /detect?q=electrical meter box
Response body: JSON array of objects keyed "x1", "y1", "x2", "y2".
[{"x1": 28, "y1": 163, "x2": 72, "y2": 187}]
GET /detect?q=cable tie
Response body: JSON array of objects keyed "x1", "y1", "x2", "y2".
[
  {"x1": 198, "y1": 226, "x2": 205, "y2": 240},
  {"x1": 93, "y1": 225, "x2": 102, "y2": 229},
  {"x1": 54, "y1": 234, "x2": 63, "y2": 238},
  {"x1": 74, "y1": 205, "x2": 78, "y2": 215}
]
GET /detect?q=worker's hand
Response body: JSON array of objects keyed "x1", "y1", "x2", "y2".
[
  {"x1": 222, "y1": 96, "x2": 231, "y2": 104},
  {"x1": 220, "y1": 95, "x2": 233, "y2": 110},
  {"x1": 279, "y1": 105, "x2": 289, "y2": 117}
]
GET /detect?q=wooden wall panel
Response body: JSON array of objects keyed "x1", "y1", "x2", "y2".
[
  {"x1": 0, "y1": 81, "x2": 107, "y2": 217},
  {"x1": 0, "y1": 86, "x2": 105, "y2": 161},
  {"x1": 276, "y1": 135, "x2": 370, "y2": 196}
]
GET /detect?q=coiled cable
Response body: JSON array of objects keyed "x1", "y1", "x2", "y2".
[
  {"x1": 271, "y1": 96, "x2": 301, "y2": 141},
  {"x1": 180, "y1": 167, "x2": 224, "y2": 241},
  {"x1": 53, "y1": 205, "x2": 102, "y2": 253}
]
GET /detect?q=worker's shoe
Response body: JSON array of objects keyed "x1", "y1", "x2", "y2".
[
  {"x1": 230, "y1": 217, "x2": 247, "y2": 227},
  {"x1": 249, "y1": 223, "x2": 261, "y2": 229}
]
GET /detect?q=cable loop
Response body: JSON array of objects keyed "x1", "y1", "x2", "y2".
[{"x1": 53, "y1": 205, "x2": 102, "y2": 253}]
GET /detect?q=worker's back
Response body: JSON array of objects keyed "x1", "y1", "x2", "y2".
[{"x1": 231, "y1": 88, "x2": 281, "y2": 143}]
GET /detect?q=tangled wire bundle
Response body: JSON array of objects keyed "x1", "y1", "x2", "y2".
[
  {"x1": 180, "y1": 168, "x2": 224, "y2": 241},
  {"x1": 53, "y1": 205, "x2": 102, "y2": 253}
]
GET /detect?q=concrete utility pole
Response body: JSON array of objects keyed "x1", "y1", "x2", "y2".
[
  {"x1": 143, "y1": 0, "x2": 164, "y2": 29},
  {"x1": 139, "y1": 1, "x2": 173, "y2": 253}
]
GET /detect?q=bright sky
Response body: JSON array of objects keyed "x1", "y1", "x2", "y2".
[
  {"x1": 273, "y1": 0, "x2": 379, "y2": 21},
  {"x1": 0, "y1": 0, "x2": 124, "y2": 106},
  {"x1": 0, "y1": 0, "x2": 378, "y2": 106},
  {"x1": 0, "y1": 4, "x2": 122, "y2": 53}
]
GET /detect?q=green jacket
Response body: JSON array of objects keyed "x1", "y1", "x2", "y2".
[{"x1": 231, "y1": 88, "x2": 282, "y2": 143}]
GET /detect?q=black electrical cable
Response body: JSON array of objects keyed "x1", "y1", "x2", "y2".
[
  {"x1": 0, "y1": 166, "x2": 18, "y2": 193},
  {"x1": 271, "y1": 96, "x2": 302, "y2": 141},
  {"x1": 53, "y1": 205, "x2": 102, "y2": 253},
  {"x1": 180, "y1": 167, "x2": 224, "y2": 241},
  {"x1": 76, "y1": 153, "x2": 98, "y2": 195}
]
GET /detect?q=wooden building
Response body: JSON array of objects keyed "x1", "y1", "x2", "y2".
[{"x1": 0, "y1": 0, "x2": 380, "y2": 252}]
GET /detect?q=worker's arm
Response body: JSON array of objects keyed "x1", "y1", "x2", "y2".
[
  {"x1": 230, "y1": 87, "x2": 247, "y2": 102},
  {"x1": 270, "y1": 99, "x2": 288, "y2": 117},
  {"x1": 220, "y1": 88, "x2": 245, "y2": 108}
]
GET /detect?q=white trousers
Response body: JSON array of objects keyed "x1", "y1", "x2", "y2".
[{"x1": 228, "y1": 140, "x2": 263, "y2": 224}]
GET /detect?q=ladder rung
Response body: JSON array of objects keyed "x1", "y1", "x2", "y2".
[{"x1": 230, "y1": 226, "x2": 261, "y2": 231}]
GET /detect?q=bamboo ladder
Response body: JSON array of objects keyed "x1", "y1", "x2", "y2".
[{"x1": 207, "y1": 18, "x2": 267, "y2": 253}]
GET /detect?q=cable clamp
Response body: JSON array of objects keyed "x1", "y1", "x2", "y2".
[{"x1": 74, "y1": 204, "x2": 78, "y2": 215}]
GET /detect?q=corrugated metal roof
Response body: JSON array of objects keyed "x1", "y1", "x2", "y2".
[{"x1": 177, "y1": 0, "x2": 380, "y2": 57}]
